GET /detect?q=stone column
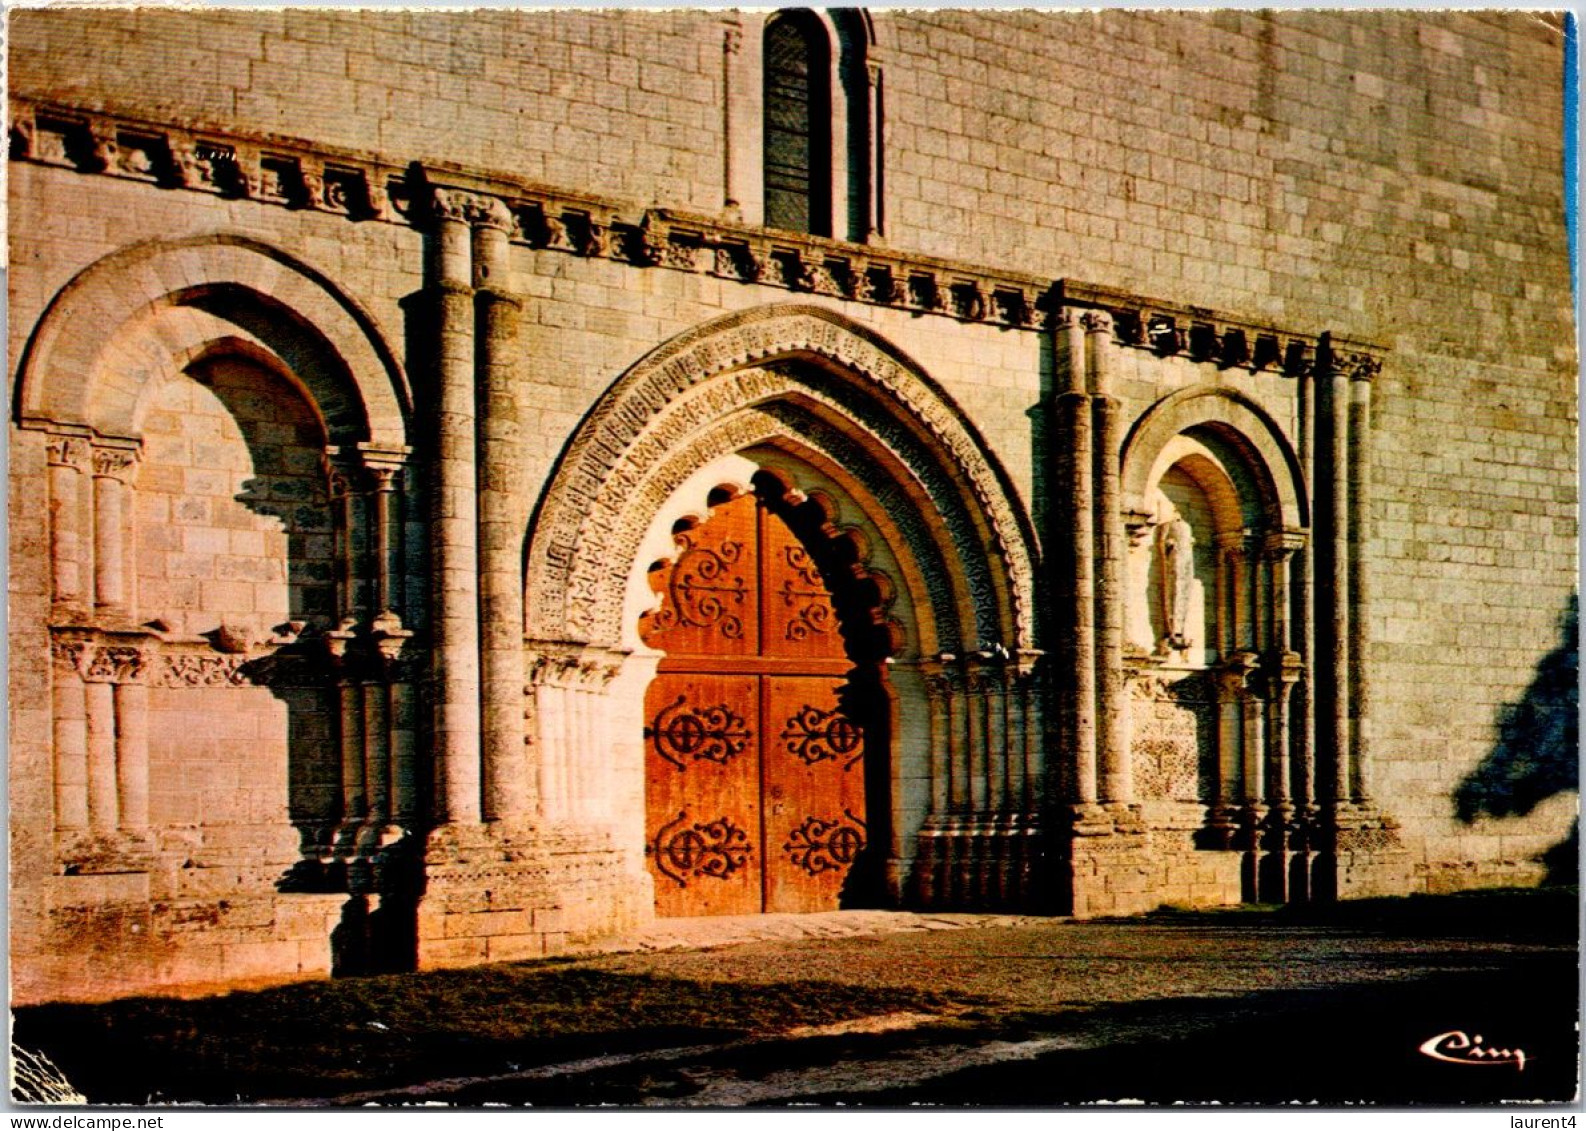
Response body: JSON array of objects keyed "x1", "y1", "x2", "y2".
[
  {"x1": 428, "y1": 189, "x2": 485, "y2": 824},
  {"x1": 91, "y1": 444, "x2": 139, "y2": 620},
  {"x1": 473, "y1": 209, "x2": 532, "y2": 823},
  {"x1": 1264, "y1": 533, "x2": 1305, "y2": 808},
  {"x1": 865, "y1": 59, "x2": 884, "y2": 240},
  {"x1": 1322, "y1": 349, "x2": 1351, "y2": 806},
  {"x1": 52, "y1": 642, "x2": 88, "y2": 831},
  {"x1": 359, "y1": 452, "x2": 410, "y2": 618},
  {"x1": 46, "y1": 435, "x2": 92, "y2": 619},
  {"x1": 1347, "y1": 356, "x2": 1379, "y2": 803},
  {"x1": 1295, "y1": 352, "x2": 1317, "y2": 814},
  {"x1": 113, "y1": 678, "x2": 149, "y2": 830},
  {"x1": 1085, "y1": 309, "x2": 1130, "y2": 804},
  {"x1": 84, "y1": 680, "x2": 117, "y2": 834},
  {"x1": 722, "y1": 24, "x2": 744, "y2": 217},
  {"x1": 1052, "y1": 309, "x2": 1096, "y2": 805}
]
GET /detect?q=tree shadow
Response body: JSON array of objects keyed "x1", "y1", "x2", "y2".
[{"x1": 1454, "y1": 591, "x2": 1579, "y2": 883}]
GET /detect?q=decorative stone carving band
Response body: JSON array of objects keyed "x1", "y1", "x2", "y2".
[{"x1": 10, "y1": 99, "x2": 1384, "y2": 367}]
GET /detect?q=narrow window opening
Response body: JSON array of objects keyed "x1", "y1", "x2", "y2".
[{"x1": 763, "y1": 11, "x2": 832, "y2": 237}]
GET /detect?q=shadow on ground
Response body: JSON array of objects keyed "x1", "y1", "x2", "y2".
[{"x1": 12, "y1": 889, "x2": 1579, "y2": 1107}]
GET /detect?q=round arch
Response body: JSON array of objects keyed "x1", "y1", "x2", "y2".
[
  {"x1": 15, "y1": 233, "x2": 409, "y2": 448},
  {"x1": 1119, "y1": 385, "x2": 1308, "y2": 532}
]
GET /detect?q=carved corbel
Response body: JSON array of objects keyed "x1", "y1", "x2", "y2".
[
  {"x1": 907, "y1": 272, "x2": 942, "y2": 312},
  {"x1": 861, "y1": 264, "x2": 900, "y2": 305},
  {"x1": 950, "y1": 281, "x2": 986, "y2": 321},
  {"x1": 993, "y1": 287, "x2": 1034, "y2": 327},
  {"x1": 1146, "y1": 314, "x2": 1184, "y2": 355}
]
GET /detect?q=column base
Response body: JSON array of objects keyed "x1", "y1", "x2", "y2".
[
  {"x1": 415, "y1": 820, "x2": 650, "y2": 969},
  {"x1": 910, "y1": 813, "x2": 1051, "y2": 912},
  {"x1": 1310, "y1": 802, "x2": 1412, "y2": 901}
]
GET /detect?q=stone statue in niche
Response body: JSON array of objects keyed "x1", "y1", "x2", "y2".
[{"x1": 1155, "y1": 510, "x2": 1195, "y2": 655}]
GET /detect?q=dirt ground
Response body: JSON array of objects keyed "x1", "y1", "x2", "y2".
[{"x1": 14, "y1": 890, "x2": 1580, "y2": 1108}]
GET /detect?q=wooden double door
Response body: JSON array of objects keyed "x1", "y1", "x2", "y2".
[{"x1": 640, "y1": 491, "x2": 868, "y2": 916}]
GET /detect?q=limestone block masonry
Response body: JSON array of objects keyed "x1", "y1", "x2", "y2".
[{"x1": 7, "y1": 9, "x2": 1574, "y2": 1003}]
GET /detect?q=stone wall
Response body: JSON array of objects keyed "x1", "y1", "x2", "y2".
[{"x1": 7, "y1": 9, "x2": 1573, "y2": 1001}]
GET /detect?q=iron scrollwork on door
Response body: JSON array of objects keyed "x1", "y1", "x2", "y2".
[
  {"x1": 648, "y1": 534, "x2": 748, "y2": 640},
  {"x1": 780, "y1": 545, "x2": 833, "y2": 642},
  {"x1": 652, "y1": 810, "x2": 754, "y2": 888},
  {"x1": 779, "y1": 703, "x2": 863, "y2": 769},
  {"x1": 784, "y1": 810, "x2": 866, "y2": 876},
  {"x1": 647, "y1": 695, "x2": 752, "y2": 770}
]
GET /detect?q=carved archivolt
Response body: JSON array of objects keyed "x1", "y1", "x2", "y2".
[{"x1": 528, "y1": 305, "x2": 1038, "y2": 656}]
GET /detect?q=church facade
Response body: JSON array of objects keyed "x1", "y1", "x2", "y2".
[{"x1": 8, "y1": 9, "x2": 1575, "y2": 1003}]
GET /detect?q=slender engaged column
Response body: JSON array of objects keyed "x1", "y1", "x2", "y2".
[
  {"x1": 340, "y1": 681, "x2": 367, "y2": 837},
  {"x1": 91, "y1": 445, "x2": 139, "y2": 619},
  {"x1": 389, "y1": 677, "x2": 419, "y2": 825},
  {"x1": 363, "y1": 681, "x2": 391, "y2": 831},
  {"x1": 428, "y1": 190, "x2": 484, "y2": 824},
  {"x1": 113, "y1": 680, "x2": 149, "y2": 830},
  {"x1": 722, "y1": 24, "x2": 743, "y2": 215},
  {"x1": 1085, "y1": 309, "x2": 1130, "y2": 804},
  {"x1": 865, "y1": 59, "x2": 884, "y2": 240},
  {"x1": 1323, "y1": 349, "x2": 1351, "y2": 806},
  {"x1": 84, "y1": 680, "x2": 117, "y2": 834},
  {"x1": 925, "y1": 670, "x2": 950, "y2": 820},
  {"x1": 474, "y1": 211, "x2": 531, "y2": 822},
  {"x1": 1347, "y1": 357, "x2": 1379, "y2": 803},
  {"x1": 52, "y1": 647, "x2": 88, "y2": 831},
  {"x1": 1296, "y1": 354, "x2": 1318, "y2": 812},
  {"x1": 1053, "y1": 309, "x2": 1096, "y2": 805},
  {"x1": 46, "y1": 436, "x2": 91, "y2": 617}
]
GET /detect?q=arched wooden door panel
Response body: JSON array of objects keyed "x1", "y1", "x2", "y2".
[{"x1": 641, "y1": 490, "x2": 869, "y2": 916}]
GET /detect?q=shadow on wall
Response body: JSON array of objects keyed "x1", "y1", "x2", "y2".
[{"x1": 1454, "y1": 592, "x2": 1579, "y2": 883}]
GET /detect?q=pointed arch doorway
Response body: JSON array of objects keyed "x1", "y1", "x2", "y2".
[{"x1": 639, "y1": 477, "x2": 894, "y2": 917}]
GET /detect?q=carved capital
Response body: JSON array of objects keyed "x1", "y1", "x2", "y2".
[
  {"x1": 1050, "y1": 306, "x2": 1086, "y2": 334},
  {"x1": 1079, "y1": 308, "x2": 1114, "y2": 335},
  {"x1": 723, "y1": 25, "x2": 743, "y2": 55},
  {"x1": 54, "y1": 638, "x2": 152, "y2": 684},
  {"x1": 90, "y1": 445, "x2": 139, "y2": 482},
  {"x1": 1346, "y1": 353, "x2": 1382, "y2": 383},
  {"x1": 46, "y1": 435, "x2": 93, "y2": 471},
  {"x1": 1263, "y1": 528, "x2": 1308, "y2": 560},
  {"x1": 430, "y1": 186, "x2": 515, "y2": 233}
]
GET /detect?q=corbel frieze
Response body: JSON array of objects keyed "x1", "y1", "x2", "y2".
[{"x1": 11, "y1": 97, "x2": 1389, "y2": 361}]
